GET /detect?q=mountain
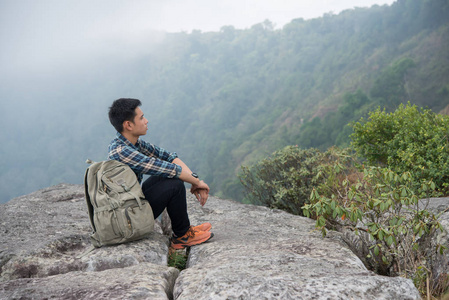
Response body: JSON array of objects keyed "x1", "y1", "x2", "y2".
[{"x1": 1, "y1": 0, "x2": 448, "y2": 203}]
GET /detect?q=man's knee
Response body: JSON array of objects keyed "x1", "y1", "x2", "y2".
[{"x1": 171, "y1": 178, "x2": 186, "y2": 192}]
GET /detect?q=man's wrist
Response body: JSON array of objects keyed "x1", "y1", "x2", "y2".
[{"x1": 190, "y1": 172, "x2": 200, "y2": 185}]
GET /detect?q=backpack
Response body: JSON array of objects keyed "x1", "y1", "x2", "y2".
[{"x1": 84, "y1": 159, "x2": 154, "y2": 247}]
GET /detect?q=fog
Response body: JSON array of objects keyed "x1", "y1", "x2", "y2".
[
  {"x1": 1, "y1": 0, "x2": 395, "y2": 78},
  {"x1": 0, "y1": 0, "x2": 396, "y2": 203}
]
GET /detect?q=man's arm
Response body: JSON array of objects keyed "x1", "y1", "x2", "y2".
[
  {"x1": 172, "y1": 158, "x2": 198, "y2": 184},
  {"x1": 139, "y1": 140, "x2": 179, "y2": 162},
  {"x1": 109, "y1": 144, "x2": 181, "y2": 178},
  {"x1": 173, "y1": 158, "x2": 210, "y2": 206}
]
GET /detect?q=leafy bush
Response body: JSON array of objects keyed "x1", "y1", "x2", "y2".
[
  {"x1": 239, "y1": 146, "x2": 359, "y2": 216},
  {"x1": 350, "y1": 102, "x2": 449, "y2": 194},
  {"x1": 239, "y1": 146, "x2": 325, "y2": 215},
  {"x1": 302, "y1": 149, "x2": 445, "y2": 296},
  {"x1": 240, "y1": 105, "x2": 449, "y2": 297}
]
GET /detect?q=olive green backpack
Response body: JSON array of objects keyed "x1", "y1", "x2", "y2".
[{"x1": 84, "y1": 159, "x2": 154, "y2": 247}]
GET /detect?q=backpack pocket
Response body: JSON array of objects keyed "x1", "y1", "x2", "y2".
[
  {"x1": 93, "y1": 209, "x2": 122, "y2": 243},
  {"x1": 121, "y1": 201, "x2": 154, "y2": 240},
  {"x1": 93, "y1": 200, "x2": 154, "y2": 245}
]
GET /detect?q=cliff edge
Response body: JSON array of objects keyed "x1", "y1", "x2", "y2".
[{"x1": 0, "y1": 183, "x2": 420, "y2": 299}]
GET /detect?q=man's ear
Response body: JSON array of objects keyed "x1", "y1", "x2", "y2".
[{"x1": 123, "y1": 120, "x2": 133, "y2": 132}]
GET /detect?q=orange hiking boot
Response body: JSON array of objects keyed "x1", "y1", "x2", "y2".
[
  {"x1": 192, "y1": 222, "x2": 212, "y2": 232},
  {"x1": 171, "y1": 226, "x2": 214, "y2": 249}
]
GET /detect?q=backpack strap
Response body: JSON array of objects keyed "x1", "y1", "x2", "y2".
[
  {"x1": 94, "y1": 205, "x2": 115, "y2": 213},
  {"x1": 128, "y1": 191, "x2": 144, "y2": 209},
  {"x1": 84, "y1": 167, "x2": 96, "y2": 231},
  {"x1": 94, "y1": 195, "x2": 142, "y2": 212},
  {"x1": 76, "y1": 245, "x2": 97, "y2": 259}
]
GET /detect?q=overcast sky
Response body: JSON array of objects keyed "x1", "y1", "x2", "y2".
[{"x1": 0, "y1": 0, "x2": 396, "y2": 78}]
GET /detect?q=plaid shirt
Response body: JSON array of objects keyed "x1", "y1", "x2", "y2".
[{"x1": 108, "y1": 132, "x2": 181, "y2": 183}]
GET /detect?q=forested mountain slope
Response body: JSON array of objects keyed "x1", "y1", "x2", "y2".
[{"x1": 1, "y1": 0, "x2": 448, "y2": 203}]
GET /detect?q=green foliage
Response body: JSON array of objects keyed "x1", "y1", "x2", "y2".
[
  {"x1": 296, "y1": 54, "x2": 419, "y2": 152},
  {"x1": 369, "y1": 58, "x2": 416, "y2": 110},
  {"x1": 298, "y1": 90, "x2": 372, "y2": 149},
  {"x1": 302, "y1": 150, "x2": 445, "y2": 293},
  {"x1": 168, "y1": 249, "x2": 188, "y2": 270},
  {"x1": 239, "y1": 146, "x2": 324, "y2": 215},
  {"x1": 243, "y1": 142, "x2": 448, "y2": 297},
  {"x1": 350, "y1": 102, "x2": 449, "y2": 194},
  {"x1": 239, "y1": 146, "x2": 359, "y2": 215}
]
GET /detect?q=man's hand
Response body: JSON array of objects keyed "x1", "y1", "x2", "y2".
[
  {"x1": 193, "y1": 189, "x2": 209, "y2": 206},
  {"x1": 173, "y1": 158, "x2": 210, "y2": 206},
  {"x1": 191, "y1": 180, "x2": 210, "y2": 206}
]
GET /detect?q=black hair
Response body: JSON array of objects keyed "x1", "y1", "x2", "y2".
[{"x1": 108, "y1": 98, "x2": 142, "y2": 133}]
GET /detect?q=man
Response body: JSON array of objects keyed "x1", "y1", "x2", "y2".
[{"x1": 107, "y1": 98, "x2": 213, "y2": 249}]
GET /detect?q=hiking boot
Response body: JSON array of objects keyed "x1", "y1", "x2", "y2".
[
  {"x1": 171, "y1": 226, "x2": 214, "y2": 249},
  {"x1": 192, "y1": 222, "x2": 212, "y2": 232}
]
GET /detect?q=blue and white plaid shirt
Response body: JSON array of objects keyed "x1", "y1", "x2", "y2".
[{"x1": 108, "y1": 132, "x2": 181, "y2": 183}]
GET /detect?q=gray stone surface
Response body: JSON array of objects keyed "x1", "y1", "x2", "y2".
[
  {"x1": 177, "y1": 194, "x2": 421, "y2": 300},
  {"x1": 0, "y1": 184, "x2": 176, "y2": 299},
  {"x1": 0, "y1": 183, "x2": 423, "y2": 299},
  {"x1": 1, "y1": 263, "x2": 179, "y2": 300}
]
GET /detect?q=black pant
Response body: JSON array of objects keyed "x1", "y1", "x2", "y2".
[{"x1": 142, "y1": 176, "x2": 190, "y2": 237}]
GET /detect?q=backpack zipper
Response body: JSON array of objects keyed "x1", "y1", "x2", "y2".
[
  {"x1": 125, "y1": 209, "x2": 132, "y2": 230},
  {"x1": 105, "y1": 167, "x2": 125, "y2": 181}
]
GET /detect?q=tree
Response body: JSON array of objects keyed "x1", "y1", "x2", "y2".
[
  {"x1": 350, "y1": 102, "x2": 449, "y2": 194},
  {"x1": 369, "y1": 58, "x2": 416, "y2": 110}
]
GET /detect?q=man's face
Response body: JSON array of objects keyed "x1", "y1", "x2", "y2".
[{"x1": 130, "y1": 107, "x2": 148, "y2": 136}]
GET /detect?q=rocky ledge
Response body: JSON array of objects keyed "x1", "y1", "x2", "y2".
[{"x1": 0, "y1": 183, "x2": 422, "y2": 299}]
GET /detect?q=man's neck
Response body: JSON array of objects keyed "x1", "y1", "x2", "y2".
[{"x1": 121, "y1": 132, "x2": 138, "y2": 145}]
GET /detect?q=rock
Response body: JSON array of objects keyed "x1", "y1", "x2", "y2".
[
  {"x1": 0, "y1": 183, "x2": 422, "y2": 299},
  {"x1": 1, "y1": 232, "x2": 169, "y2": 281},
  {"x1": 0, "y1": 184, "x2": 177, "y2": 300},
  {"x1": 177, "y1": 195, "x2": 421, "y2": 300},
  {"x1": 419, "y1": 197, "x2": 449, "y2": 215},
  {"x1": 1, "y1": 263, "x2": 179, "y2": 300}
]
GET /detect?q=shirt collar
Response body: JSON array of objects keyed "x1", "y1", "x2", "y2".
[{"x1": 116, "y1": 132, "x2": 140, "y2": 149}]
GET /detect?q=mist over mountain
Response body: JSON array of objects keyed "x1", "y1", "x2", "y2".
[{"x1": 1, "y1": 0, "x2": 448, "y2": 203}]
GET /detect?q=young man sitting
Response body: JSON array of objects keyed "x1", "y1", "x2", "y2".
[{"x1": 107, "y1": 98, "x2": 213, "y2": 249}]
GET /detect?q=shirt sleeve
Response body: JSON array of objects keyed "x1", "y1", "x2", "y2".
[
  {"x1": 109, "y1": 144, "x2": 182, "y2": 178},
  {"x1": 137, "y1": 139, "x2": 179, "y2": 163}
]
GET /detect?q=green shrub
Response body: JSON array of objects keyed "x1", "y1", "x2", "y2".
[
  {"x1": 302, "y1": 151, "x2": 445, "y2": 295},
  {"x1": 239, "y1": 146, "x2": 358, "y2": 215},
  {"x1": 239, "y1": 146, "x2": 322, "y2": 215},
  {"x1": 239, "y1": 110, "x2": 449, "y2": 297},
  {"x1": 350, "y1": 102, "x2": 449, "y2": 194}
]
